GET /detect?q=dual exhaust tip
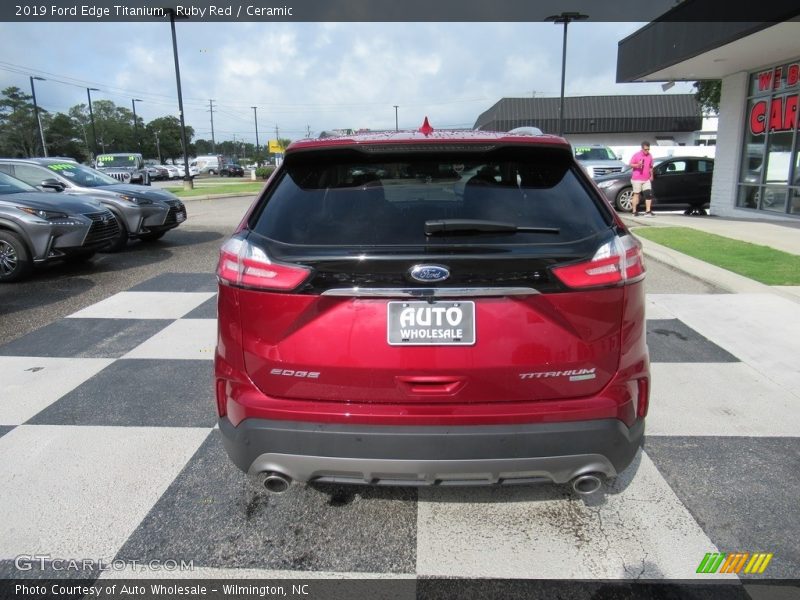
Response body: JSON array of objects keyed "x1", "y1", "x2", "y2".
[
  {"x1": 571, "y1": 473, "x2": 604, "y2": 495},
  {"x1": 260, "y1": 471, "x2": 292, "y2": 494},
  {"x1": 256, "y1": 471, "x2": 604, "y2": 495}
]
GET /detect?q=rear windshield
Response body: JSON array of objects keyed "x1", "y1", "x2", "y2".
[{"x1": 251, "y1": 148, "x2": 610, "y2": 246}]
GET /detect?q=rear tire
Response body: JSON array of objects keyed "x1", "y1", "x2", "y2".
[
  {"x1": 0, "y1": 230, "x2": 33, "y2": 282},
  {"x1": 615, "y1": 187, "x2": 634, "y2": 212}
]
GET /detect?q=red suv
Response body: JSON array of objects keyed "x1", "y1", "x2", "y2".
[{"x1": 215, "y1": 122, "x2": 649, "y2": 495}]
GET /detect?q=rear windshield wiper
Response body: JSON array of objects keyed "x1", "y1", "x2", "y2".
[{"x1": 425, "y1": 219, "x2": 560, "y2": 236}]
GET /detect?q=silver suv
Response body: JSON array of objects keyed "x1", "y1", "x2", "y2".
[
  {"x1": 0, "y1": 158, "x2": 186, "y2": 251},
  {"x1": 95, "y1": 153, "x2": 150, "y2": 185},
  {"x1": 573, "y1": 144, "x2": 628, "y2": 179},
  {"x1": 0, "y1": 172, "x2": 120, "y2": 282}
]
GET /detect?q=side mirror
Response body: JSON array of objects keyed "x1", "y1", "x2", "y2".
[{"x1": 40, "y1": 178, "x2": 65, "y2": 191}]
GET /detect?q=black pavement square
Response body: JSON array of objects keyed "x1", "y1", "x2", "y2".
[
  {"x1": 26, "y1": 359, "x2": 216, "y2": 427},
  {"x1": 0, "y1": 319, "x2": 171, "y2": 359},
  {"x1": 645, "y1": 436, "x2": 800, "y2": 579},
  {"x1": 116, "y1": 431, "x2": 417, "y2": 573},
  {"x1": 183, "y1": 296, "x2": 217, "y2": 319},
  {"x1": 647, "y1": 319, "x2": 740, "y2": 363},
  {"x1": 0, "y1": 425, "x2": 13, "y2": 439},
  {"x1": 130, "y1": 272, "x2": 217, "y2": 293}
]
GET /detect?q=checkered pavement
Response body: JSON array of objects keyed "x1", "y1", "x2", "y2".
[{"x1": 1, "y1": 273, "x2": 798, "y2": 582}]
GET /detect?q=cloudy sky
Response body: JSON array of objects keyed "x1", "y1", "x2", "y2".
[{"x1": 0, "y1": 20, "x2": 695, "y2": 144}]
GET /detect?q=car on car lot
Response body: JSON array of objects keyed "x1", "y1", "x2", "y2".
[
  {"x1": 145, "y1": 164, "x2": 170, "y2": 181},
  {"x1": 95, "y1": 153, "x2": 150, "y2": 185},
  {"x1": 574, "y1": 144, "x2": 628, "y2": 179},
  {"x1": 0, "y1": 158, "x2": 187, "y2": 250},
  {"x1": 162, "y1": 164, "x2": 182, "y2": 180},
  {"x1": 215, "y1": 121, "x2": 649, "y2": 496},
  {"x1": 595, "y1": 156, "x2": 714, "y2": 214},
  {"x1": 0, "y1": 171, "x2": 120, "y2": 282},
  {"x1": 221, "y1": 163, "x2": 245, "y2": 177}
]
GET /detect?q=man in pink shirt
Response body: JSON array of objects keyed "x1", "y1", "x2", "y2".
[{"x1": 630, "y1": 141, "x2": 654, "y2": 217}]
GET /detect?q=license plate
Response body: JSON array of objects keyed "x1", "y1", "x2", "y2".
[
  {"x1": 176, "y1": 211, "x2": 186, "y2": 222},
  {"x1": 387, "y1": 301, "x2": 475, "y2": 346}
]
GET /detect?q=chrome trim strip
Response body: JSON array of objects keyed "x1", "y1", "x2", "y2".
[{"x1": 320, "y1": 287, "x2": 539, "y2": 298}]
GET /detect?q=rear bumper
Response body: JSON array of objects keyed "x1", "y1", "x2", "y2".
[{"x1": 219, "y1": 416, "x2": 644, "y2": 486}]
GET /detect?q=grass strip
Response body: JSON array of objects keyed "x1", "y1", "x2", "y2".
[
  {"x1": 634, "y1": 226, "x2": 800, "y2": 285},
  {"x1": 166, "y1": 182, "x2": 265, "y2": 197}
]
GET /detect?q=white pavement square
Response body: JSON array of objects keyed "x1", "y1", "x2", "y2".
[
  {"x1": 649, "y1": 293, "x2": 800, "y2": 393},
  {"x1": 0, "y1": 425, "x2": 210, "y2": 561},
  {"x1": 122, "y1": 319, "x2": 217, "y2": 360},
  {"x1": 415, "y1": 451, "x2": 729, "y2": 579},
  {"x1": 648, "y1": 362, "x2": 800, "y2": 437},
  {"x1": 0, "y1": 356, "x2": 114, "y2": 425},
  {"x1": 66, "y1": 292, "x2": 216, "y2": 320}
]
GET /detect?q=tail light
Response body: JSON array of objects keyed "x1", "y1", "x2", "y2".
[
  {"x1": 217, "y1": 237, "x2": 311, "y2": 291},
  {"x1": 551, "y1": 234, "x2": 645, "y2": 289}
]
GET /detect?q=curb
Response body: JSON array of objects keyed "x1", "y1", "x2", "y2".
[{"x1": 636, "y1": 236, "x2": 800, "y2": 305}]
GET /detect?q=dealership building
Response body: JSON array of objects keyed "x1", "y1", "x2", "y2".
[
  {"x1": 472, "y1": 94, "x2": 706, "y2": 148},
  {"x1": 617, "y1": 1, "x2": 800, "y2": 220}
]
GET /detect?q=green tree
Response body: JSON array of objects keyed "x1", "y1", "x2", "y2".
[
  {"x1": 0, "y1": 86, "x2": 44, "y2": 157},
  {"x1": 194, "y1": 138, "x2": 213, "y2": 155},
  {"x1": 44, "y1": 113, "x2": 89, "y2": 162},
  {"x1": 694, "y1": 80, "x2": 721, "y2": 114},
  {"x1": 144, "y1": 116, "x2": 194, "y2": 163}
]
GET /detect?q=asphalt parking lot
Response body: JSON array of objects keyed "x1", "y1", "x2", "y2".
[{"x1": 0, "y1": 196, "x2": 798, "y2": 589}]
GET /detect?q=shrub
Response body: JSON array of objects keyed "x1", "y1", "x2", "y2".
[{"x1": 255, "y1": 166, "x2": 275, "y2": 180}]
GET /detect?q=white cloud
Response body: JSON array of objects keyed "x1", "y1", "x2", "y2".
[{"x1": 0, "y1": 21, "x2": 699, "y2": 142}]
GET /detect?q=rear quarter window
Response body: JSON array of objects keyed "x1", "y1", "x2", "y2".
[{"x1": 251, "y1": 147, "x2": 611, "y2": 247}]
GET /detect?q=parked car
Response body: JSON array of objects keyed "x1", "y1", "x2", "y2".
[
  {"x1": 215, "y1": 123, "x2": 649, "y2": 496},
  {"x1": 221, "y1": 163, "x2": 245, "y2": 177},
  {"x1": 0, "y1": 171, "x2": 120, "y2": 282},
  {"x1": 595, "y1": 156, "x2": 714, "y2": 214},
  {"x1": 0, "y1": 158, "x2": 186, "y2": 250},
  {"x1": 94, "y1": 153, "x2": 150, "y2": 185},
  {"x1": 161, "y1": 164, "x2": 182, "y2": 179},
  {"x1": 573, "y1": 144, "x2": 628, "y2": 179},
  {"x1": 145, "y1": 165, "x2": 170, "y2": 181}
]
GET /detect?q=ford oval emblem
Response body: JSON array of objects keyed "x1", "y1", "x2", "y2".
[{"x1": 409, "y1": 265, "x2": 450, "y2": 283}]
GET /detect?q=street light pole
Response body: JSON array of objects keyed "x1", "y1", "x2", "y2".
[
  {"x1": 166, "y1": 8, "x2": 193, "y2": 189},
  {"x1": 30, "y1": 76, "x2": 47, "y2": 157},
  {"x1": 545, "y1": 12, "x2": 588, "y2": 138},
  {"x1": 86, "y1": 87, "x2": 99, "y2": 159},
  {"x1": 131, "y1": 98, "x2": 143, "y2": 153},
  {"x1": 251, "y1": 106, "x2": 260, "y2": 163},
  {"x1": 393, "y1": 105, "x2": 399, "y2": 131}
]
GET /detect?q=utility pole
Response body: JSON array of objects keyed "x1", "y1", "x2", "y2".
[
  {"x1": 131, "y1": 98, "x2": 142, "y2": 153},
  {"x1": 306, "y1": 124, "x2": 311, "y2": 138},
  {"x1": 275, "y1": 124, "x2": 279, "y2": 141},
  {"x1": 545, "y1": 12, "x2": 589, "y2": 137},
  {"x1": 30, "y1": 76, "x2": 47, "y2": 157},
  {"x1": 251, "y1": 106, "x2": 260, "y2": 161},
  {"x1": 155, "y1": 131, "x2": 162, "y2": 164},
  {"x1": 393, "y1": 105, "x2": 399, "y2": 131},
  {"x1": 167, "y1": 7, "x2": 193, "y2": 189},
  {"x1": 86, "y1": 87, "x2": 99, "y2": 159},
  {"x1": 208, "y1": 99, "x2": 216, "y2": 153}
]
